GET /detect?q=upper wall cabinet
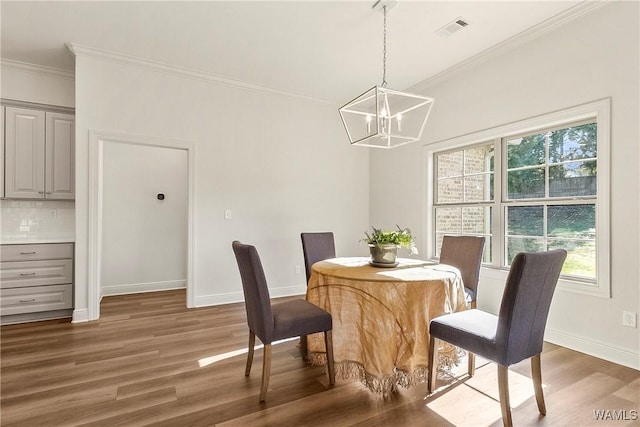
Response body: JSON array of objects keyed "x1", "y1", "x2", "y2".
[{"x1": 4, "y1": 107, "x2": 75, "y2": 200}]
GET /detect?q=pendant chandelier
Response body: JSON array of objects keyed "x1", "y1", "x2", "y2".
[{"x1": 339, "y1": 1, "x2": 434, "y2": 149}]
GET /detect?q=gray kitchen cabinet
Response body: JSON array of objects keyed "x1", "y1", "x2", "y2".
[
  {"x1": 4, "y1": 106, "x2": 75, "y2": 200},
  {"x1": 0, "y1": 243, "x2": 74, "y2": 324},
  {"x1": 1, "y1": 106, "x2": 4, "y2": 198}
]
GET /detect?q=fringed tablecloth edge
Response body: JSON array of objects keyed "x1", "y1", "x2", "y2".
[
  {"x1": 305, "y1": 341, "x2": 466, "y2": 394},
  {"x1": 306, "y1": 352, "x2": 433, "y2": 395}
]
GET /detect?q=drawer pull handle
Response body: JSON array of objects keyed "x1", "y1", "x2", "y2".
[
  {"x1": 19, "y1": 299, "x2": 36, "y2": 303},
  {"x1": 20, "y1": 273, "x2": 37, "y2": 276},
  {"x1": 20, "y1": 252, "x2": 37, "y2": 255}
]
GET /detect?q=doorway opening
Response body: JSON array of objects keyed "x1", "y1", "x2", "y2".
[{"x1": 87, "y1": 131, "x2": 195, "y2": 320}]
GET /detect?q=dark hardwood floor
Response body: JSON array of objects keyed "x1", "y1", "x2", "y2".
[{"x1": 1, "y1": 289, "x2": 638, "y2": 426}]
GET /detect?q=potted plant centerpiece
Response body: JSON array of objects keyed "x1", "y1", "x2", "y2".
[{"x1": 363, "y1": 226, "x2": 418, "y2": 267}]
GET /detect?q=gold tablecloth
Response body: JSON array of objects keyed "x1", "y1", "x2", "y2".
[{"x1": 305, "y1": 257, "x2": 468, "y2": 394}]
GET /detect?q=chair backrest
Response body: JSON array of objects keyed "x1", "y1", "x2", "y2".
[
  {"x1": 439, "y1": 235, "x2": 486, "y2": 296},
  {"x1": 496, "y1": 249, "x2": 567, "y2": 366},
  {"x1": 301, "y1": 232, "x2": 336, "y2": 283},
  {"x1": 232, "y1": 241, "x2": 274, "y2": 343}
]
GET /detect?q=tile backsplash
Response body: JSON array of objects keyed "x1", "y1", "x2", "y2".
[{"x1": 0, "y1": 200, "x2": 75, "y2": 242}]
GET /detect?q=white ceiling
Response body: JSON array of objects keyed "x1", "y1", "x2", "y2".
[{"x1": 1, "y1": 1, "x2": 593, "y2": 104}]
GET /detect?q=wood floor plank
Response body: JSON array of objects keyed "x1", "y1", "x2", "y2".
[{"x1": 2, "y1": 289, "x2": 638, "y2": 426}]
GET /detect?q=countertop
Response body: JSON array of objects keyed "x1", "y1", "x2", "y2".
[{"x1": 0, "y1": 234, "x2": 75, "y2": 245}]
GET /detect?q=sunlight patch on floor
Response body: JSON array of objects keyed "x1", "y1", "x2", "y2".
[
  {"x1": 198, "y1": 337, "x2": 299, "y2": 367},
  {"x1": 427, "y1": 384, "x2": 503, "y2": 427},
  {"x1": 426, "y1": 361, "x2": 547, "y2": 427}
]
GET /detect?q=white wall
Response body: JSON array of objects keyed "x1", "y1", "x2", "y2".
[
  {"x1": 101, "y1": 142, "x2": 188, "y2": 295},
  {"x1": 72, "y1": 50, "x2": 370, "y2": 316},
  {"x1": 371, "y1": 2, "x2": 639, "y2": 368}
]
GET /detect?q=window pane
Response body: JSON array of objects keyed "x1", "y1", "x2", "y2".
[
  {"x1": 462, "y1": 207, "x2": 491, "y2": 235},
  {"x1": 437, "y1": 151, "x2": 463, "y2": 178},
  {"x1": 549, "y1": 239, "x2": 596, "y2": 279},
  {"x1": 435, "y1": 207, "x2": 461, "y2": 233},
  {"x1": 438, "y1": 177, "x2": 463, "y2": 203},
  {"x1": 507, "y1": 133, "x2": 545, "y2": 168},
  {"x1": 464, "y1": 175, "x2": 493, "y2": 202},
  {"x1": 507, "y1": 168, "x2": 545, "y2": 199},
  {"x1": 507, "y1": 206, "x2": 543, "y2": 236},
  {"x1": 506, "y1": 237, "x2": 545, "y2": 264},
  {"x1": 483, "y1": 237, "x2": 492, "y2": 264},
  {"x1": 549, "y1": 160, "x2": 597, "y2": 197},
  {"x1": 435, "y1": 233, "x2": 446, "y2": 257},
  {"x1": 548, "y1": 205, "x2": 595, "y2": 238},
  {"x1": 549, "y1": 123, "x2": 597, "y2": 163},
  {"x1": 464, "y1": 145, "x2": 494, "y2": 173}
]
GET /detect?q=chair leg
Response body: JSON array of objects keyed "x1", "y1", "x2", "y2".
[
  {"x1": 259, "y1": 344, "x2": 272, "y2": 402},
  {"x1": 245, "y1": 331, "x2": 255, "y2": 376},
  {"x1": 531, "y1": 354, "x2": 546, "y2": 415},
  {"x1": 427, "y1": 336, "x2": 439, "y2": 393},
  {"x1": 467, "y1": 351, "x2": 476, "y2": 377},
  {"x1": 497, "y1": 364, "x2": 513, "y2": 427},
  {"x1": 324, "y1": 330, "x2": 336, "y2": 385},
  {"x1": 467, "y1": 301, "x2": 477, "y2": 377},
  {"x1": 300, "y1": 335, "x2": 308, "y2": 358}
]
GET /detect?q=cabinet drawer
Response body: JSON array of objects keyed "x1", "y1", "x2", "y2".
[
  {"x1": 0, "y1": 259, "x2": 73, "y2": 288},
  {"x1": 1, "y1": 243, "x2": 73, "y2": 262},
  {"x1": 0, "y1": 284, "x2": 72, "y2": 315}
]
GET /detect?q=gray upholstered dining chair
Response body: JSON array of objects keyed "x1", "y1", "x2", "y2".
[
  {"x1": 427, "y1": 249, "x2": 567, "y2": 427},
  {"x1": 232, "y1": 241, "x2": 336, "y2": 402},
  {"x1": 439, "y1": 235, "x2": 486, "y2": 375},
  {"x1": 301, "y1": 232, "x2": 336, "y2": 284},
  {"x1": 439, "y1": 235, "x2": 486, "y2": 308}
]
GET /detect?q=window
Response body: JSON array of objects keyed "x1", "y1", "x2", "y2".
[
  {"x1": 434, "y1": 144, "x2": 494, "y2": 263},
  {"x1": 429, "y1": 100, "x2": 610, "y2": 296}
]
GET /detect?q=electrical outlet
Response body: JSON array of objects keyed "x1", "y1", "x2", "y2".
[
  {"x1": 294, "y1": 265, "x2": 302, "y2": 275},
  {"x1": 224, "y1": 209, "x2": 232, "y2": 220},
  {"x1": 623, "y1": 311, "x2": 637, "y2": 328}
]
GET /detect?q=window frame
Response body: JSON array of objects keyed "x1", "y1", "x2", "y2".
[{"x1": 425, "y1": 99, "x2": 610, "y2": 298}]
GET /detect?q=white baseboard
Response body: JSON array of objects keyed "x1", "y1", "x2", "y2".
[
  {"x1": 269, "y1": 285, "x2": 306, "y2": 298},
  {"x1": 72, "y1": 308, "x2": 89, "y2": 323},
  {"x1": 195, "y1": 291, "x2": 244, "y2": 307},
  {"x1": 194, "y1": 285, "x2": 307, "y2": 308},
  {"x1": 101, "y1": 280, "x2": 186, "y2": 297},
  {"x1": 545, "y1": 327, "x2": 640, "y2": 370}
]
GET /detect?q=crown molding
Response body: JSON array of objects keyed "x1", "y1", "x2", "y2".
[
  {"x1": 409, "y1": 0, "x2": 611, "y2": 92},
  {"x1": 0, "y1": 58, "x2": 75, "y2": 80},
  {"x1": 66, "y1": 42, "x2": 333, "y2": 105}
]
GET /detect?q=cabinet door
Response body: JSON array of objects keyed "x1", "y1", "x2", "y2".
[
  {"x1": 5, "y1": 107, "x2": 46, "y2": 198},
  {"x1": 45, "y1": 112, "x2": 75, "y2": 199}
]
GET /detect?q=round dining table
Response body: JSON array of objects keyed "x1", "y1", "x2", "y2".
[{"x1": 305, "y1": 256, "x2": 468, "y2": 394}]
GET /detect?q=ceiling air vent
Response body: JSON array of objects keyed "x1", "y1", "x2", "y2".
[{"x1": 436, "y1": 17, "x2": 470, "y2": 37}]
